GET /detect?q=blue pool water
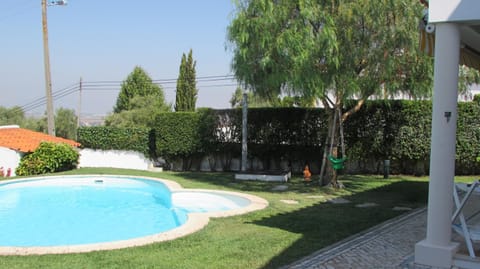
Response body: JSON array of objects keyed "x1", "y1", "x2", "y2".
[{"x1": 0, "y1": 176, "x2": 197, "y2": 247}]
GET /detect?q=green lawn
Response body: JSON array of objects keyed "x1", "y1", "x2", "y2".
[{"x1": 0, "y1": 169, "x2": 472, "y2": 269}]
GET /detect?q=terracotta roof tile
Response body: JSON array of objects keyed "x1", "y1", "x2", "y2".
[{"x1": 0, "y1": 127, "x2": 80, "y2": 153}]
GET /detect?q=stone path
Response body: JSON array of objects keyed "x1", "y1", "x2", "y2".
[{"x1": 284, "y1": 208, "x2": 429, "y2": 269}]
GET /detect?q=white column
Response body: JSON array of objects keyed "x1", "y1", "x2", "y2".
[{"x1": 415, "y1": 23, "x2": 460, "y2": 268}]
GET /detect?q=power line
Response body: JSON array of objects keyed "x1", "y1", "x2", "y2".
[{"x1": 17, "y1": 75, "x2": 238, "y2": 113}]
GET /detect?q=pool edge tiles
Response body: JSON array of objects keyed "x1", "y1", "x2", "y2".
[{"x1": 0, "y1": 175, "x2": 268, "y2": 255}]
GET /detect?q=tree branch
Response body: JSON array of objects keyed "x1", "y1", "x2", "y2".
[{"x1": 342, "y1": 98, "x2": 365, "y2": 122}]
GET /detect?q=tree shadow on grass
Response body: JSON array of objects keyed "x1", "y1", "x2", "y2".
[
  {"x1": 253, "y1": 180, "x2": 429, "y2": 269},
  {"x1": 171, "y1": 171, "x2": 324, "y2": 193}
]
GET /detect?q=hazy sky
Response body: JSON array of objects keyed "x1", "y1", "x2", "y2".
[{"x1": 1, "y1": 0, "x2": 238, "y2": 116}]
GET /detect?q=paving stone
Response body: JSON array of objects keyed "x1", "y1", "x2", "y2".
[
  {"x1": 280, "y1": 199, "x2": 299, "y2": 205},
  {"x1": 272, "y1": 185, "x2": 289, "y2": 191},
  {"x1": 285, "y1": 208, "x2": 431, "y2": 269},
  {"x1": 327, "y1": 197, "x2": 351, "y2": 204},
  {"x1": 307, "y1": 195, "x2": 324, "y2": 199},
  {"x1": 355, "y1": 202, "x2": 378, "y2": 208},
  {"x1": 393, "y1": 206, "x2": 413, "y2": 211}
]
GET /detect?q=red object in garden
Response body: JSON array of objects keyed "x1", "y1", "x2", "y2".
[{"x1": 303, "y1": 165, "x2": 312, "y2": 182}]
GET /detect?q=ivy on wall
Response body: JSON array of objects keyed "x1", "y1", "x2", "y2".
[{"x1": 77, "y1": 127, "x2": 153, "y2": 158}]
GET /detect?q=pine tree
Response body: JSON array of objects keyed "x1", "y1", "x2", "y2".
[
  {"x1": 175, "y1": 49, "x2": 197, "y2": 111},
  {"x1": 114, "y1": 66, "x2": 164, "y2": 113},
  {"x1": 175, "y1": 54, "x2": 187, "y2": 111}
]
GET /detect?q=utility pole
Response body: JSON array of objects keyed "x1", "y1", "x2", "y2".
[
  {"x1": 42, "y1": 0, "x2": 55, "y2": 135},
  {"x1": 241, "y1": 89, "x2": 248, "y2": 172},
  {"x1": 77, "y1": 77, "x2": 82, "y2": 129},
  {"x1": 41, "y1": 0, "x2": 67, "y2": 136}
]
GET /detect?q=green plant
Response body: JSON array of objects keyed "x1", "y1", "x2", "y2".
[
  {"x1": 77, "y1": 126, "x2": 153, "y2": 158},
  {"x1": 154, "y1": 112, "x2": 202, "y2": 159},
  {"x1": 456, "y1": 101, "x2": 480, "y2": 174},
  {"x1": 175, "y1": 49, "x2": 198, "y2": 112},
  {"x1": 16, "y1": 142, "x2": 79, "y2": 176}
]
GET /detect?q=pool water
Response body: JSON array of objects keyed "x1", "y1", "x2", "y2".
[{"x1": 0, "y1": 176, "x2": 232, "y2": 247}]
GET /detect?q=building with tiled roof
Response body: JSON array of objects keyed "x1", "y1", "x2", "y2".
[
  {"x1": 0, "y1": 125, "x2": 80, "y2": 153},
  {"x1": 0, "y1": 125, "x2": 80, "y2": 177}
]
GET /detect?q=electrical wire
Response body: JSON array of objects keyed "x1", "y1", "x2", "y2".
[{"x1": 17, "y1": 75, "x2": 238, "y2": 113}]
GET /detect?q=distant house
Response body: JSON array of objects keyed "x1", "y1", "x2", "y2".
[{"x1": 0, "y1": 125, "x2": 80, "y2": 177}]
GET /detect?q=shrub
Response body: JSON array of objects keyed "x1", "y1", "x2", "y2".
[
  {"x1": 16, "y1": 142, "x2": 79, "y2": 176},
  {"x1": 153, "y1": 112, "x2": 202, "y2": 159},
  {"x1": 77, "y1": 126, "x2": 154, "y2": 158}
]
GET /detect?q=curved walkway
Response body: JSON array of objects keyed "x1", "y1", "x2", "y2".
[{"x1": 284, "y1": 208, "x2": 429, "y2": 269}]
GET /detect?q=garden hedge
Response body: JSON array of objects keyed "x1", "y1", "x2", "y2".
[
  {"x1": 78, "y1": 100, "x2": 480, "y2": 175},
  {"x1": 77, "y1": 126, "x2": 153, "y2": 158}
]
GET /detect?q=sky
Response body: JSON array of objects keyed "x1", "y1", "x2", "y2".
[{"x1": 0, "y1": 0, "x2": 238, "y2": 116}]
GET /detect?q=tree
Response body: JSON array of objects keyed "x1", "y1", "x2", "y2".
[
  {"x1": 227, "y1": 0, "x2": 433, "y2": 186},
  {"x1": 230, "y1": 87, "x2": 316, "y2": 108},
  {"x1": 106, "y1": 94, "x2": 171, "y2": 128},
  {"x1": 0, "y1": 106, "x2": 25, "y2": 126},
  {"x1": 175, "y1": 49, "x2": 198, "y2": 112},
  {"x1": 55, "y1": 108, "x2": 77, "y2": 140},
  {"x1": 0, "y1": 106, "x2": 44, "y2": 132},
  {"x1": 114, "y1": 66, "x2": 165, "y2": 113},
  {"x1": 458, "y1": 65, "x2": 480, "y2": 100},
  {"x1": 230, "y1": 87, "x2": 273, "y2": 108}
]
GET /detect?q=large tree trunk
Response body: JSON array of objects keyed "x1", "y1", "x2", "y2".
[
  {"x1": 319, "y1": 105, "x2": 346, "y2": 188},
  {"x1": 319, "y1": 98, "x2": 365, "y2": 187},
  {"x1": 319, "y1": 107, "x2": 336, "y2": 186}
]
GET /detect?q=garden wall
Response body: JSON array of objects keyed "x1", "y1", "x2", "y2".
[
  {"x1": 0, "y1": 147, "x2": 21, "y2": 177},
  {"x1": 78, "y1": 149, "x2": 153, "y2": 171}
]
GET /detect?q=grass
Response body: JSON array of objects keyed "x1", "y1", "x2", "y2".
[{"x1": 0, "y1": 168, "x2": 475, "y2": 269}]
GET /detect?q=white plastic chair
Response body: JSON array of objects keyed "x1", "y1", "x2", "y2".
[{"x1": 452, "y1": 180, "x2": 480, "y2": 258}]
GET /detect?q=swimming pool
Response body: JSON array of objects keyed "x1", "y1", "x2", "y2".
[{"x1": 0, "y1": 175, "x2": 268, "y2": 255}]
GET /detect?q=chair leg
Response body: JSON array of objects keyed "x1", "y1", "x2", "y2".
[{"x1": 453, "y1": 183, "x2": 478, "y2": 258}]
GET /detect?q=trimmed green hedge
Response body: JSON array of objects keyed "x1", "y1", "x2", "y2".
[
  {"x1": 77, "y1": 126, "x2": 153, "y2": 158},
  {"x1": 152, "y1": 112, "x2": 203, "y2": 158},
  {"x1": 76, "y1": 100, "x2": 480, "y2": 175},
  {"x1": 456, "y1": 102, "x2": 480, "y2": 174},
  {"x1": 344, "y1": 100, "x2": 433, "y2": 174}
]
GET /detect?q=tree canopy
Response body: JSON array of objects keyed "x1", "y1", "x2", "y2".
[
  {"x1": 227, "y1": 0, "x2": 437, "y2": 186},
  {"x1": 228, "y1": 0, "x2": 433, "y2": 116},
  {"x1": 106, "y1": 94, "x2": 171, "y2": 128},
  {"x1": 0, "y1": 106, "x2": 79, "y2": 140},
  {"x1": 108, "y1": 66, "x2": 170, "y2": 127},
  {"x1": 228, "y1": 0, "x2": 480, "y2": 109},
  {"x1": 230, "y1": 87, "x2": 315, "y2": 108},
  {"x1": 175, "y1": 50, "x2": 198, "y2": 112},
  {"x1": 0, "y1": 106, "x2": 25, "y2": 126},
  {"x1": 55, "y1": 108, "x2": 77, "y2": 140},
  {"x1": 114, "y1": 66, "x2": 166, "y2": 113}
]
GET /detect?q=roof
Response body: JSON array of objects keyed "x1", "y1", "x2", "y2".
[{"x1": 0, "y1": 126, "x2": 80, "y2": 153}]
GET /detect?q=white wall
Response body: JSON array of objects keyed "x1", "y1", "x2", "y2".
[
  {"x1": 0, "y1": 147, "x2": 21, "y2": 177},
  {"x1": 78, "y1": 149, "x2": 152, "y2": 171}
]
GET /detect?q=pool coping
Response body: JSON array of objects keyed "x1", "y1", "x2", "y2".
[{"x1": 0, "y1": 174, "x2": 269, "y2": 255}]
